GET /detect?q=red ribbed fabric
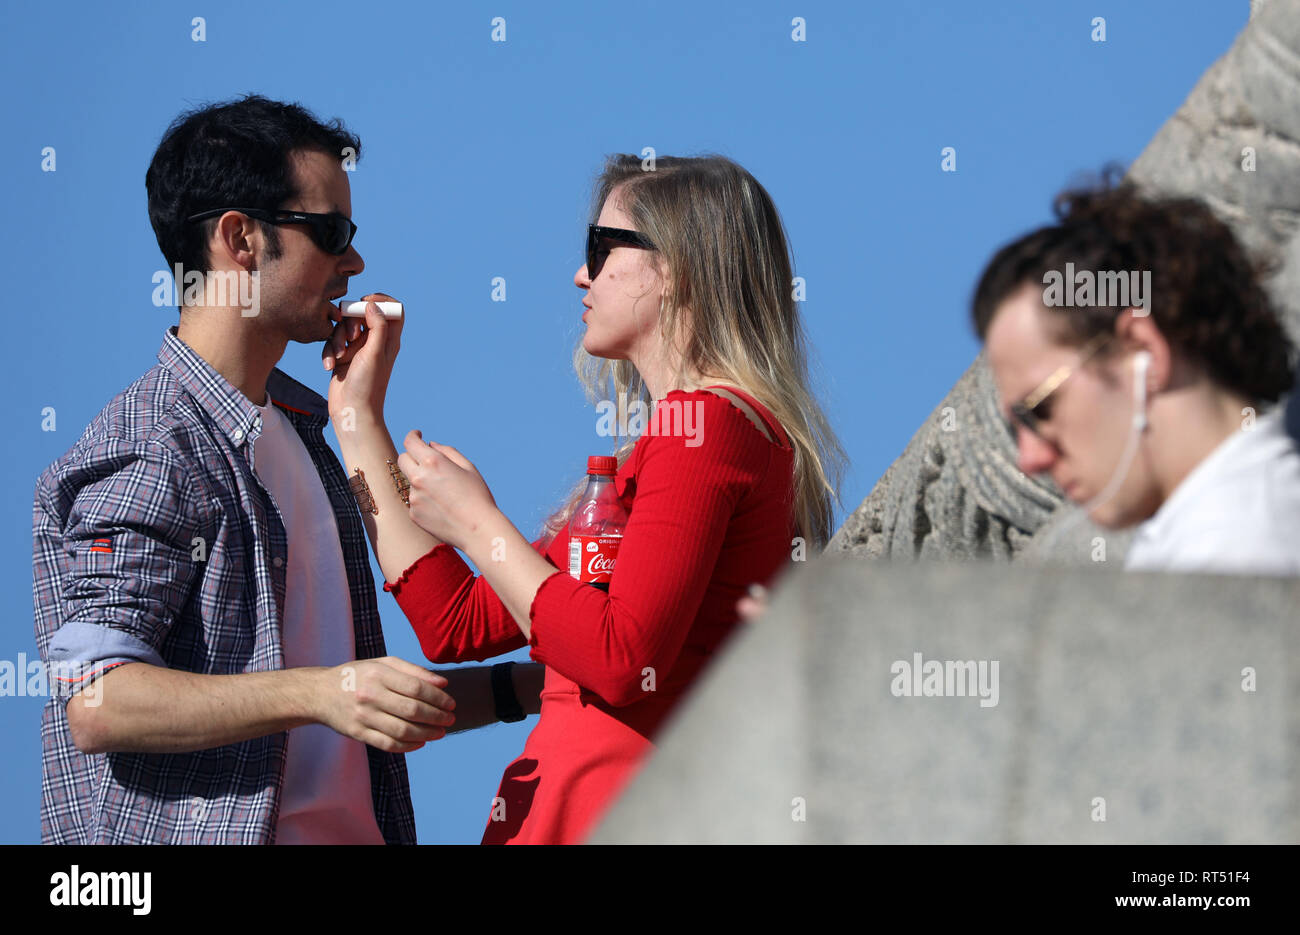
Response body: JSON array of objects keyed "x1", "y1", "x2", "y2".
[{"x1": 384, "y1": 387, "x2": 796, "y2": 843}]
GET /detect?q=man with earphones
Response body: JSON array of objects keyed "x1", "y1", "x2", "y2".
[{"x1": 974, "y1": 177, "x2": 1300, "y2": 575}]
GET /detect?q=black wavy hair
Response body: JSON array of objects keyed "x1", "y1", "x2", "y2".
[
  {"x1": 145, "y1": 93, "x2": 361, "y2": 278},
  {"x1": 972, "y1": 167, "x2": 1295, "y2": 403}
]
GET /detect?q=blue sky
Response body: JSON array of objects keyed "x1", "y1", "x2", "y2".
[{"x1": 0, "y1": 1, "x2": 1247, "y2": 843}]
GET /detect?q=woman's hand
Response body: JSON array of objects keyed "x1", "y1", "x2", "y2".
[
  {"x1": 736, "y1": 583, "x2": 769, "y2": 623},
  {"x1": 324, "y1": 293, "x2": 403, "y2": 426},
  {"x1": 398, "y1": 431, "x2": 500, "y2": 550}
]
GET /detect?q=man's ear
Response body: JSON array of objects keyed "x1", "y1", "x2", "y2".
[
  {"x1": 212, "y1": 211, "x2": 258, "y2": 271},
  {"x1": 1114, "y1": 308, "x2": 1171, "y2": 393}
]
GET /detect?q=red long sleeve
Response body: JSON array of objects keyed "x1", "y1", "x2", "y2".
[
  {"x1": 386, "y1": 389, "x2": 795, "y2": 844},
  {"x1": 383, "y1": 541, "x2": 539, "y2": 663},
  {"x1": 527, "y1": 390, "x2": 787, "y2": 706},
  {"x1": 385, "y1": 389, "x2": 794, "y2": 708}
]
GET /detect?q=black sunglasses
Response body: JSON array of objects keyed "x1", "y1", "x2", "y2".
[
  {"x1": 586, "y1": 224, "x2": 655, "y2": 281},
  {"x1": 1008, "y1": 331, "x2": 1112, "y2": 438},
  {"x1": 186, "y1": 207, "x2": 358, "y2": 256}
]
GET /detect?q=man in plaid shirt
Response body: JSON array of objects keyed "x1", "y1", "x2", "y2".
[{"x1": 32, "y1": 95, "x2": 542, "y2": 844}]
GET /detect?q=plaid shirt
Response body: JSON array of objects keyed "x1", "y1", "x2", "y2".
[{"x1": 32, "y1": 326, "x2": 416, "y2": 844}]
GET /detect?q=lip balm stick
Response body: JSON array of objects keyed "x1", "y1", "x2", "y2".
[{"x1": 340, "y1": 300, "x2": 404, "y2": 319}]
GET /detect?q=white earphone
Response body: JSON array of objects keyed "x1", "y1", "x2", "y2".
[
  {"x1": 1026, "y1": 349, "x2": 1152, "y2": 554},
  {"x1": 1133, "y1": 351, "x2": 1152, "y2": 431}
]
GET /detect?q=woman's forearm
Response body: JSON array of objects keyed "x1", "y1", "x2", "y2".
[
  {"x1": 334, "y1": 413, "x2": 443, "y2": 583},
  {"x1": 461, "y1": 511, "x2": 564, "y2": 640}
]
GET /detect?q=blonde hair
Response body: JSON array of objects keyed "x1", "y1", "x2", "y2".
[{"x1": 541, "y1": 153, "x2": 846, "y2": 548}]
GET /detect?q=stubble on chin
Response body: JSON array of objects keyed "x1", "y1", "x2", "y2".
[{"x1": 266, "y1": 316, "x2": 333, "y2": 349}]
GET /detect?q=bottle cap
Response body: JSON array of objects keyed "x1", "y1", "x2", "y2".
[{"x1": 586, "y1": 455, "x2": 617, "y2": 476}]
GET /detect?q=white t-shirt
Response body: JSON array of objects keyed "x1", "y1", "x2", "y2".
[
  {"x1": 1124, "y1": 406, "x2": 1300, "y2": 576},
  {"x1": 250, "y1": 397, "x2": 385, "y2": 844}
]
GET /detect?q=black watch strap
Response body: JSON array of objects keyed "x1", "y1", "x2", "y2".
[{"x1": 491, "y1": 662, "x2": 526, "y2": 723}]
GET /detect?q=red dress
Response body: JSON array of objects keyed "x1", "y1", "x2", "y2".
[{"x1": 383, "y1": 386, "x2": 796, "y2": 843}]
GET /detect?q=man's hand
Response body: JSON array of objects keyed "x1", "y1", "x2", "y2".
[
  {"x1": 313, "y1": 656, "x2": 457, "y2": 753},
  {"x1": 324, "y1": 292, "x2": 404, "y2": 424},
  {"x1": 65, "y1": 657, "x2": 454, "y2": 756}
]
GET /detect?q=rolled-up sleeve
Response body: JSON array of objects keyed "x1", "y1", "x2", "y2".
[{"x1": 42, "y1": 439, "x2": 212, "y2": 692}]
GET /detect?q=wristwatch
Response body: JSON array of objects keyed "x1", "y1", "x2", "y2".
[{"x1": 491, "y1": 662, "x2": 526, "y2": 723}]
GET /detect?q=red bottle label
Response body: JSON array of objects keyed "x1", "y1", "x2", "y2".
[{"x1": 569, "y1": 534, "x2": 622, "y2": 584}]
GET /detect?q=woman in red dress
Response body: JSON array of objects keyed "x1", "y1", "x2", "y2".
[{"x1": 324, "y1": 154, "x2": 845, "y2": 843}]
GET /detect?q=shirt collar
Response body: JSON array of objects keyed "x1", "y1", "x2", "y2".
[
  {"x1": 157, "y1": 326, "x2": 328, "y2": 447},
  {"x1": 1136, "y1": 407, "x2": 1283, "y2": 541}
]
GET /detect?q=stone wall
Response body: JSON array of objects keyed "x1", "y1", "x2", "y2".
[
  {"x1": 592, "y1": 559, "x2": 1300, "y2": 843},
  {"x1": 829, "y1": 0, "x2": 1300, "y2": 567}
]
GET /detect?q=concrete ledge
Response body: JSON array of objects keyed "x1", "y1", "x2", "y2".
[{"x1": 590, "y1": 559, "x2": 1300, "y2": 843}]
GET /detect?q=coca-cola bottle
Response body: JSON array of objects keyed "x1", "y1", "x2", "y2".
[{"x1": 568, "y1": 455, "x2": 628, "y2": 592}]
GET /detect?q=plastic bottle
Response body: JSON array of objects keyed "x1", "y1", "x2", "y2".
[{"x1": 567, "y1": 455, "x2": 628, "y2": 591}]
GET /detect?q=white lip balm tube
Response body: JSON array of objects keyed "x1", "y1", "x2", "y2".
[{"x1": 340, "y1": 300, "x2": 404, "y2": 319}]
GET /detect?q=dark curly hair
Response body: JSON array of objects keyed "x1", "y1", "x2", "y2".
[
  {"x1": 972, "y1": 168, "x2": 1295, "y2": 403},
  {"x1": 145, "y1": 94, "x2": 361, "y2": 283}
]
